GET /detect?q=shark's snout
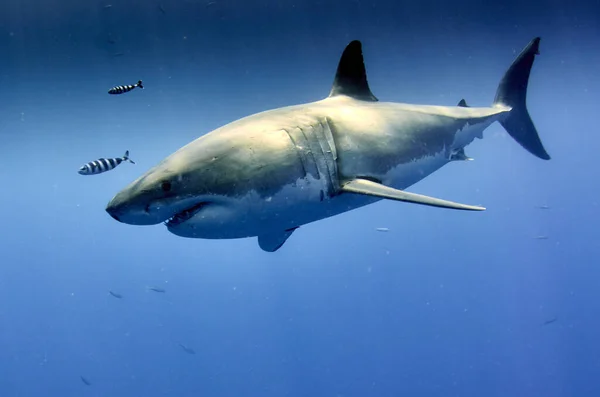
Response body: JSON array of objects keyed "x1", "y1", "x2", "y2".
[
  {"x1": 105, "y1": 199, "x2": 159, "y2": 225},
  {"x1": 106, "y1": 202, "x2": 122, "y2": 223},
  {"x1": 106, "y1": 195, "x2": 127, "y2": 223},
  {"x1": 105, "y1": 189, "x2": 180, "y2": 226}
]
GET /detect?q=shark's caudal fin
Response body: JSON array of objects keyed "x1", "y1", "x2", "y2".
[
  {"x1": 494, "y1": 37, "x2": 550, "y2": 160},
  {"x1": 328, "y1": 41, "x2": 378, "y2": 102}
]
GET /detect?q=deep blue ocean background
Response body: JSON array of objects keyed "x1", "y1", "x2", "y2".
[{"x1": 1, "y1": 0, "x2": 599, "y2": 396}]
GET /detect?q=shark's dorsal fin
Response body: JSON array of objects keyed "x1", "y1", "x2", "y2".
[
  {"x1": 258, "y1": 227, "x2": 298, "y2": 252},
  {"x1": 457, "y1": 99, "x2": 469, "y2": 107},
  {"x1": 340, "y1": 178, "x2": 485, "y2": 211},
  {"x1": 328, "y1": 40, "x2": 378, "y2": 102}
]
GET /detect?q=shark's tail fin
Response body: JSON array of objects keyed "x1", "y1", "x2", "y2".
[
  {"x1": 493, "y1": 37, "x2": 550, "y2": 160},
  {"x1": 123, "y1": 150, "x2": 135, "y2": 164}
]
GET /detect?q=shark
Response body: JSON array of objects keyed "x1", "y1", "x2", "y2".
[{"x1": 106, "y1": 37, "x2": 550, "y2": 252}]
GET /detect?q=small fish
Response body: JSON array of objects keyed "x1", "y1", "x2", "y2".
[
  {"x1": 536, "y1": 205, "x2": 551, "y2": 210},
  {"x1": 533, "y1": 235, "x2": 549, "y2": 240},
  {"x1": 375, "y1": 227, "x2": 390, "y2": 232},
  {"x1": 178, "y1": 343, "x2": 196, "y2": 354},
  {"x1": 108, "y1": 80, "x2": 143, "y2": 94},
  {"x1": 112, "y1": 52, "x2": 125, "y2": 58},
  {"x1": 148, "y1": 286, "x2": 165, "y2": 293},
  {"x1": 543, "y1": 317, "x2": 557, "y2": 326},
  {"x1": 78, "y1": 151, "x2": 135, "y2": 175},
  {"x1": 80, "y1": 376, "x2": 91, "y2": 386},
  {"x1": 103, "y1": 4, "x2": 112, "y2": 9},
  {"x1": 109, "y1": 291, "x2": 122, "y2": 299},
  {"x1": 158, "y1": 4, "x2": 166, "y2": 14}
]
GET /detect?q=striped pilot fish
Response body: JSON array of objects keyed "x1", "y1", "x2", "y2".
[
  {"x1": 78, "y1": 151, "x2": 135, "y2": 175},
  {"x1": 108, "y1": 80, "x2": 143, "y2": 95}
]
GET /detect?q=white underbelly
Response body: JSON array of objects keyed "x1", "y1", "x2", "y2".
[
  {"x1": 169, "y1": 174, "x2": 381, "y2": 239},
  {"x1": 382, "y1": 151, "x2": 450, "y2": 190},
  {"x1": 178, "y1": 156, "x2": 449, "y2": 239}
]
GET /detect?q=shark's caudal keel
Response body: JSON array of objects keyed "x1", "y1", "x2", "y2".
[{"x1": 106, "y1": 37, "x2": 550, "y2": 252}]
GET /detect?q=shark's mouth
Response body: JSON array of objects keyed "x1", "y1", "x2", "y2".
[{"x1": 164, "y1": 202, "x2": 207, "y2": 228}]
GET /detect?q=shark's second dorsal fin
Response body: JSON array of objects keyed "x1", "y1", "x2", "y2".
[{"x1": 328, "y1": 40, "x2": 378, "y2": 102}]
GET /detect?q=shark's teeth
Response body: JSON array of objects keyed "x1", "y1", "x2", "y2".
[{"x1": 164, "y1": 202, "x2": 206, "y2": 227}]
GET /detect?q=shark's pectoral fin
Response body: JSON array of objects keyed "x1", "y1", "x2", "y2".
[
  {"x1": 340, "y1": 178, "x2": 485, "y2": 211},
  {"x1": 258, "y1": 227, "x2": 299, "y2": 252}
]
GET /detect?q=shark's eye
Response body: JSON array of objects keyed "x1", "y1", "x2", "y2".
[{"x1": 161, "y1": 181, "x2": 172, "y2": 192}]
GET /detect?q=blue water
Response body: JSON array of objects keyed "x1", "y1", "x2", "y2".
[{"x1": 1, "y1": 1, "x2": 599, "y2": 396}]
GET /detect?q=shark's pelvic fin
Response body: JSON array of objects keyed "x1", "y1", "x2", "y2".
[
  {"x1": 457, "y1": 98, "x2": 469, "y2": 107},
  {"x1": 340, "y1": 178, "x2": 485, "y2": 211},
  {"x1": 328, "y1": 40, "x2": 378, "y2": 102},
  {"x1": 258, "y1": 227, "x2": 298, "y2": 252}
]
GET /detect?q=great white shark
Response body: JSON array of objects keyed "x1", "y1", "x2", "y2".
[{"x1": 106, "y1": 37, "x2": 550, "y2": 252}]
